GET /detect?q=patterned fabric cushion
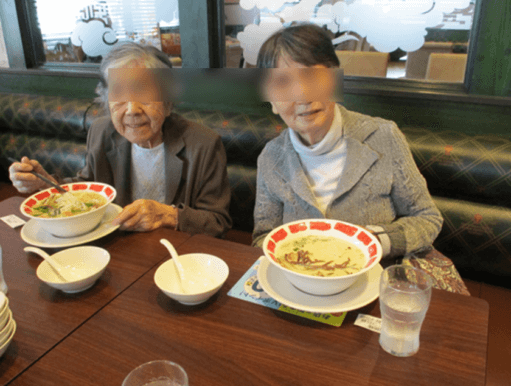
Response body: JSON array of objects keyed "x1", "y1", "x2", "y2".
[
  {"x1": 0, "y1": 133, "x2": 87, "y2": 179},
  {"x1": 175, "y1": 107, "x2": 282, "y2": 167},
  {"x1": 403, "y1": 127, "x2": 511, "y2": 207},
  {"x1": 0, "y1": 93, "x2": 90, "y2": 141},
  {"x1": 1, "y1": 92, "x2": 510, "y2": 286},
  {"x1": 433, "y1": 196, "x2": 511, "y2": 284},
  {"x1": 227, "y1": 165, "x2": 257, "y2": 232}
]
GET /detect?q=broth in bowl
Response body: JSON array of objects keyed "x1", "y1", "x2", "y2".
[{"x1": 276, "y1": 235, "x2": 365, "y2": 277}]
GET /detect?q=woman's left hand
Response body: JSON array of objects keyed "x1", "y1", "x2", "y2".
[{"x1": 112, "y1": 199, "x2": 178, "y2": 232}]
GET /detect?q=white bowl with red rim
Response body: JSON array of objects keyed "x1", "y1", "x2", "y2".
[
  {"x1": 20, "y1": 182, "x2": 117, "y2": 238},
  {"x1": 262, "y1": 219, "x2": 383, "y2": 296}
]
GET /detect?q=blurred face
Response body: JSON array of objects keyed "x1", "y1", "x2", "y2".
[
  {"x1": 266, "y1": 56, "x2": 336, "y2": 146},
  {"x1": 108, "y1": 67, "x2": 172, "y2": 148},
  {"x1": 109, "y1": 101, "x2": 171, "y2": 148}
]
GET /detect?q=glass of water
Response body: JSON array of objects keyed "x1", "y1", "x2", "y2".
[
  {"x1": 122, "y1": 360, "x2": 189, "y2": 386},
  {"x1": 379, "y1": 264, "x2": 432, "y2": 357}
]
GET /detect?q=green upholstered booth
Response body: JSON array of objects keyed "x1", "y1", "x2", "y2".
[{"x1": 1, "y1": 92, "x2": 510, "y2": 287}]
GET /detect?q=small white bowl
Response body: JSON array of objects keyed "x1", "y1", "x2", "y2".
[
  {"x1": 20, "y1": 182, "x2": 116, "y2": 238},
  {"x1": 36, "y1": 246, "x2": 110, "y2": 293},
  {"x1": 0, "y1": 320, "x2": 16, "y2": 358},
  {"x1": 0, "y1": 314, "x2": 14, "y2": 347},
  {"x1": 263, "y1": 219, "x2": 383, "y2": 296},
  {"x1": 0, "y1": 293, "x2": 8, "y2": 321},
  {"x1": 0, "y1": 308, "x2": 10, "y2": 332},
  {"x1": 154, "y1": 253, "x2": 229, "y2": 305}
]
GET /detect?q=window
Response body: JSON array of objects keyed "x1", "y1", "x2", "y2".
[
  {"x1": 27, "y1": 0, "x2": 181, "y2": 66},
  {"x1": 0, "y1": 0, "x2": 509, "y2": 98},
  {"x1": 225, "y1": 0, "x2": 475, "y2": 83}
]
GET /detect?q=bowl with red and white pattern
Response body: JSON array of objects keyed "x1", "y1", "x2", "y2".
[
  {"x1": 20, "y1": 182, "x2": 117, "y2": 238},
  {"x1": 262, "y1": 219, "x2": 382, "y2": 296}
]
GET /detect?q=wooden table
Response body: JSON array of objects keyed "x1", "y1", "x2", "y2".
[
  {"x1": 0, "y1": 197, "x2": 192, "y2": 385},
  {"x1": 7, "y1": 232, "x2": 490, "y2": 386}
]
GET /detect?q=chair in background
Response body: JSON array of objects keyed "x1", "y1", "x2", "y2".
[
  {"x1": 405, "y1": 41, "x2": 469, "y2": 79},
  {"x1": 405, "y1": 42, "x2": 453, "y2": 79},
  {"x1": 225, "y1": 37, "x2": 243, "y2": 68},
  {"x1": 426, "y1": 53, "x2": 468, "y2": 82},
  {"x1": 335, "y1": 51, "x2": 390, "y2": 77}
]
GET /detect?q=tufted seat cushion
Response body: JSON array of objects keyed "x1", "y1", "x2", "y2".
[
  {"x1": 0, "y1": 93, "x2": 90, "y2": 140},
  {"x1": 402, "y1": 128, "x2": 511, "y2": 284},
  {"x1": 433, "y1": 197, "x2": 511, "y2": 284},
  {"x1": 0, "y1": 133, "x2": 87, "y2": 179},
  {"x1": 0, "y1": 94, "x2": 90, "y2": 179},
  {"x1": 403, "y1": 127, "x2": 511, "y2": 207}
]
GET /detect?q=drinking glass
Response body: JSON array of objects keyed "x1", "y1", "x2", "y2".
[
  {"x1": 379, "y1": 264, "x2": 432, "y2": 357},
  {"x1": 122, "y1": 360, "x2": 189, "y2": 386}
]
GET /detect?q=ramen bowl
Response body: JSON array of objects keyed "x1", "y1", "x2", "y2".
[
  {"x1": 154, "y1": 253, "x2": 229, "y2": 305},
  {"x1": 36, "y1": 246, "x2": 111, "y2": 293},
  {"x1": 262, "y1": 219, "x2": 383, "y2": 296},
  {"x1": 20, "y1": 182, "x2": 117, "y2": 237}
]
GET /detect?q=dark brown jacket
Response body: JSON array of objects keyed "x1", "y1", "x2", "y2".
[{"x1": 68, "y1": 112, "x2": 232, "y2": 237}]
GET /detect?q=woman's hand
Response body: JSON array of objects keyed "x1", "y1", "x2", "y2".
[
  {"x1": 9, "y1": 156, "x2": 57, "y2": 194},
  {"x1": 112, "y1": 199, "x2": 178, "y2": 232}
]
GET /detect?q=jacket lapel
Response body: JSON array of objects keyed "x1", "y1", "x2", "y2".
[
  {"x1": 332, "y1": 136, "x2": 379, "y2": 199},
  {"x1": 276, "y1": 133, "x2": 320, "y2": 210},
  {"x1": 332, "y1": 106, "x2": 380, "y2": 200},
  {"x1": 106, "y1": 131, "x2": 132, "y2": 206},
  {"x1": 162, "y1": 114, "x2": 184, "y2": 205}
]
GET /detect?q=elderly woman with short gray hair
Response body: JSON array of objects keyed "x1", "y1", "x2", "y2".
[
  {"x1": 9, "y1": 42, "x2": 232, "y2": 237},
  {"x1": 252, "y1": 24, "x2": 469, "y2": 295}
]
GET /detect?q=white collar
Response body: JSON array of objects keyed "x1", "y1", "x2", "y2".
[{"x1": 289, "y1": 104, "x2": 343, "y2": 156}]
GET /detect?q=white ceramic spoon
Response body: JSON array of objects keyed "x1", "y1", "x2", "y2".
[
  {"x1": 24, "y1": 246, "x2": 76, "y2": 282},
  {"x1": 160, "y1": 239, "x2": 187, "y2": 293}
]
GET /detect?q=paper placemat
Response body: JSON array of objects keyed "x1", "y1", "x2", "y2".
[{"x1": 228, "y1": 257, "x2": 347, "y2": 327}]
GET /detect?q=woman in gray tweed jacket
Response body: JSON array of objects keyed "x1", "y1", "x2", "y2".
[{"x1": 252, "y1": 24, "x2": 468, "y2": 294}]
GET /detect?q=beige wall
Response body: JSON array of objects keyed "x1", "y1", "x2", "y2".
[{"x1": 0, "y1": 19, "x2": 8, "y2": 68}]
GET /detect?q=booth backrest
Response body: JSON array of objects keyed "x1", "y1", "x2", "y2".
[
  {"x1": 1, "y1": 93, "x2": 511, "y2": 286},
  {"x1": 0, "y1": 93, "x2": 281, "y2": 233},
  {"x1": 401, "y1": 127, "x2": 511, "y2": 208}
]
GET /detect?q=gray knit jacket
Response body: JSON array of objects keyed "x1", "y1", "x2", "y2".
[{"x1": 252, "y1": 105, "x2": 443, "y2": 259}]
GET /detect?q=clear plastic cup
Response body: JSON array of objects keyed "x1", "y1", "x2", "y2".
[
  {"x1": 122, "y1": 360, "x2": 189, "y2": 386},
  {"x1": 379, "y1": 264, "x2": 432, "y2": 357}
]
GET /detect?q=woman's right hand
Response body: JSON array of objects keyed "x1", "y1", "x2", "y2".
[{"x1": 8, "y1": 156, "x2": 56, "y2": 194}]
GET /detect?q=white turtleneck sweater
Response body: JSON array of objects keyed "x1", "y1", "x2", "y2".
[
  {"x1": 289, "y1": 104, "x2": 391, "y2": 256},
  {"x1": 289, "y1": 104, "x2": 346, "y2": 215}
]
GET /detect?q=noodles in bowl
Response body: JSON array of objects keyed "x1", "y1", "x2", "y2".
[
  {"x1": 263, "y1": 219, "x2": 383, "y2": 296},
  {"x1": 21, "y1": 182, "x2": 117, "y2": 238},
  {"x1": 30, "y1": 191, "x2": 107, "y2": 218}
]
